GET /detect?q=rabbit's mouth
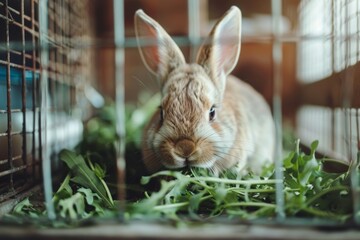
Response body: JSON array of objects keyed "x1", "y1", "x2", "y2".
[
  {"x1": 156, "y1": 136, "x2": 218, "y2": 170},
  {"x1": 160, "y1": 148, "x2": 216, "y2": 170}
]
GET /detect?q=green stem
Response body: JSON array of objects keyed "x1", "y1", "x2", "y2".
[
  {"x1": 191, "y1": 176, "x2": 281, "y2": 185},
  {"x1": 153, "y1": 195, "x2": 212, "y2": 211},
  {"x1": 322, "y1": 173, "x2": 348, "y2": 190},
  {"x1": 148, "y1": 171, "x2": 281, "y2": 186},
  {"x1": 295, "y1": 138, "x2": 300, "y2": 154},
  {"x1": 224, "y1": 202, "x2": 276, "y2": 209},
  {"x1": 87, "y1": 155, "x2": 95, "y2": 171},
  {"x1": 229, "y1": 188, "x2": 276, "y2": 194},
  {"x1": 100, "y1": 178, "x2": 114, "y2": 206},
  {"x1": 153, "y1": 202, "x2": 189, "y2": 211},
  {"x1": 306, "y1": 185, "x2": 350, "y2": 206},
  {"x1": 301, "y1": 206, "x2": 351, "y2": 221},
  {"x1": 86, "y1": 154, "x2": 114, "y2": 207},
  {"x1": 188, "y1": 179, "x2": 212, "y2": 190}
]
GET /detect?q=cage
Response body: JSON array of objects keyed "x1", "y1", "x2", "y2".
[
  {"x1": 0, "y1": 0, "x2": 359, "y2": 239},
  {"x1": 0, "y1": 0, "x2": 92, "y2": 214}
]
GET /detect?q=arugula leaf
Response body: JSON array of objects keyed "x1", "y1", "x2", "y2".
[
  {"x1": 59, "y1": 150, "x2": 115, "y2": 209},
  {"x1": 12, "y1": 198, "x2": 38, "y2": 216},
  {"x1": 52, "y1": 174, "x2": 73, "y2": 205},
  {"x1": 188, "y1": 191, "x2": 206, "y2": 215},
  {"x1": 78, "y1": 188, "x2": 99, "y2": 205},
  {"x1": 93, "y1": 163, "x2": 106, "y2": 179},
  {"x1": 58, "y1": 192, "x2": 86, "y2": 219},
  {"x1": 13, "y1": 198, "x2": 32, "y2": 214}
]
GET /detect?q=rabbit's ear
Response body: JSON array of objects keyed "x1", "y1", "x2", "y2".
[
  {"x1": 135, "y1": 10, "x2": 186, "y2": 85},
  {"x1": 196, "y1": 6, "x2": 241, "y2": 90}
]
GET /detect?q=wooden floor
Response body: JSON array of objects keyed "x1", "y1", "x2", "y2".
[{"x1": 1, "y1": 221, "x2": 360, "y2": 240}]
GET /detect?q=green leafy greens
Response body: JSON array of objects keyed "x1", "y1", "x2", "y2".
[
  {"x1": 59, "y1": 150, "x2": 114, "y2": 209},
  {"x1": 128, "y1": 140, "x2": 352, "y2": 223},
  {"x1": 3, "y1": 100, "x2": 357, "y2": 227}
]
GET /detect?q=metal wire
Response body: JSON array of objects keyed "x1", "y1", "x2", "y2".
[
  {"x1": 0, "y1": 0, "x2": 41, "y2": 201},
  {"x1": 39, "y1": 0, "x2": 55, "y2": 220},
  {"x1": 187, "y1": 0, "x2": 201, "y2": 61},
  {"x1": 0, "y1": 0, "x2": 90, "y2": 214},
  {"x1": 296, "y1": 0, "x2": 360, "y2": 223},
  {"x1": 271, "y1": 0, "x2": 285, "y2": 221},
  {"x1": 113, "y1": 0, "x2": 126, "y2": 219}
]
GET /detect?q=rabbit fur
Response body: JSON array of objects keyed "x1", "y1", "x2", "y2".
[{"x1": 135, "y1": 6, "x2": 275, "y2": 175}]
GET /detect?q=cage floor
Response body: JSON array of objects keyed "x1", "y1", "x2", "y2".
[{"x1": 0, "y1": 221, "x2": 360, "y2": 240}]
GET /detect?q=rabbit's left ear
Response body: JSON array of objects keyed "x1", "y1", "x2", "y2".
[
  {"x1": 135, "y1": 10, "x2": 186, "y2": 86},
  {"x1": 196, "y1": 6, "x2": 242, "y2": 90}
]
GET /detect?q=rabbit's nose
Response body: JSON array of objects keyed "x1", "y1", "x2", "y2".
[{"x1": 175, "y1": 139, "x2": 196, "y2": 158}]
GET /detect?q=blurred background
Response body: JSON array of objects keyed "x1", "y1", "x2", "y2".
[
  {"x1": 96, "y1": 0, "x2": 298, "y2": 116},
  {"x1": 94, "y1": 0, "x2": 359, "y2": 161}
]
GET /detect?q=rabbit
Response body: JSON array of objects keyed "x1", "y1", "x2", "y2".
[{"x1": 135, "y1": 6, "x2": 275, "y2": 175}]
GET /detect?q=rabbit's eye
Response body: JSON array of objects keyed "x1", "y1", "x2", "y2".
[{"x1": 209, "y1": 106, "x2": 216, "y2": 122}]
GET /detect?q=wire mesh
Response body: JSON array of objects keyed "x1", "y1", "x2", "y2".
[
  {"x1": 296, "y1": 0, "x2": 360, "y2": 223},
  {"x1": 0, "y1": 0, "x2": 41, "y2": 202},
  {"x1": 0, "y1": 0, "x2": 91, "y2": 206},
  {"x1": 297, "y1": 0, "x2": 360, "y2": 162}
]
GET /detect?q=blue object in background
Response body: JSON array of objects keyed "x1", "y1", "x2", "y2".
[{"x1": 0, "y1": 65, "x2": 38, "y2": 110}]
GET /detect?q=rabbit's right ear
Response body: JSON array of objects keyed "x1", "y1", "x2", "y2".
[
  {"x1": 135, "y1": 10, "x2": 186, "y2": 86},
  {"x1": 196, "y1": 6, "x2": 242, "y2": 92}
]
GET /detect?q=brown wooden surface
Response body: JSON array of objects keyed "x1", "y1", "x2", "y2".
[{"x1": 299, "y1": 63, "x2": 360, "y2": 109}]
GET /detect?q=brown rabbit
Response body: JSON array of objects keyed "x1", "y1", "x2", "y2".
[{"x1": 135, "y1": 6, "x2": 275, "y2": 175}]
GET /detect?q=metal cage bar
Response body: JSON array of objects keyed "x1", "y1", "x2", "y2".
[
  {"x1": 271, "y1": 0, "x2": 285, "y2": 220},
  {"x1": 187, "y1": 0, "x2": 201, "y2": 61},
  {"x1": 114, "y1": 0, "x2": 126, "y2": 217},
  {"x1": 39, "y1": 0, "x2": 55, "y2": 219}
]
